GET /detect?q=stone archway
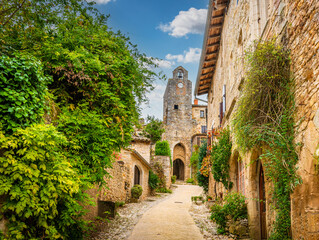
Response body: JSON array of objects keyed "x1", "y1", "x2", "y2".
[{"x1": 173, "y1": 159, "x2": 185, "y2": 180}]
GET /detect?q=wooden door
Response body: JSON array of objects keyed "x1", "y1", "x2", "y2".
[{"x1": 259, "y1": 165, "x2": 267, "y2": 239}]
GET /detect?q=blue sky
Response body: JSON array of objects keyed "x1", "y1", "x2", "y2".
[{"x1": 93, "y1": 0, "x2": 208, "y2": 120}]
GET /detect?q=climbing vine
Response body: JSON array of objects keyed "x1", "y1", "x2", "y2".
[
  {"x1": 197, "y1": 140, "x2": 209, "y2": 193},
  {"x1": 232, "y1": 39, "x2": 301, "y2": 239},
  {"x1": 210, "y1": 128, "x2": 233, "y2": 190}
]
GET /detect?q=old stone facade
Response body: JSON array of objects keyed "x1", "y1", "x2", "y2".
[
  {"x1": 84, "y1": 137, "x2": 152, "y2": 221},
  {"x1": 163, "y1": 66, "x2": 207, "y2": 181},
  {"x1": 195, "y1": 0, "x2": 319, "y2": 239}
]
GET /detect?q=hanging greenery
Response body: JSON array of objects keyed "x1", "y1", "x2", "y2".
[
  {"x1": 210, "y1": 128, "x2": 233, "y2": 190},
  {"x1": 196, "y1": 140, "x2": 209, "y2": 193},
  {"x1": 232, "y1": 39, "x2": 301, "y2": 239}
]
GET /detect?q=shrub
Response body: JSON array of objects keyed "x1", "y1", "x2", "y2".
[
  {"x1": 171, "y1": 175, "x2": 176, "y2": 184},
  {"x1": 186, "y1": 178, "x2": 195, "y2": 184},
  {"x1": 131, "y1": 185, "x2": 143, "y2": 199},
  {"x1": 0, "y1": 54, "x2": 50, "y2": 134},
  {"x1": 156, "y1": 188, "x2": 172, "y2": 193},
  {"x1": 149, "y1": 170, "x2": 159, "y2": 189},
  {"x1": 115, "y1": 201, "x2": 125, "y2": 208},
  {"x1": 211, "y1": 128, "x2": 233, "y2": 190},
  {"x1": 210, "y1": 192, "x2": 247, "y2": 233},
  {"x1": 155, "y1": 141, "x2": 171, "y2": 156},
  {"x1": 143, "y1": 116, "x2": 165, "y2": 143},
  {"x1": 0, "y1": 124, "x2": 84, "y2": 239},
  {"x1": 196, "y1": 140, "x2": 209, "y2": 192}
]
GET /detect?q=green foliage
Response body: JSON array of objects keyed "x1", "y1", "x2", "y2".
[
  {"x1": 0, "y1": 54, "x2": 50, "y2": 134},
  {"x1": 171, "y1": 175, "x2": 177, "y2": 184},
  {"x1": 0, "y1": 124, "x2": 85, "y2": 239},
  {"x1": 0, "y1": 0, "x2": 161, "y2": 238},
  {"x1": 196, "y1": 140, "x2": 209, "y2": 193},
  {"x1": 186, "y1": 178, "x2": 195, "y2": 184},
  {"x1": 210, "y1": 192, "x2": 247, "y2": 234},
  {"x1": 232, "y1": 39, "x2": 300, "y2": 239},
  {"x1": 155, "y1": 188, "x2": 172, "y2": 194},
  {"x1": 153, "y1": 162, "x2": 167, "y2": 189},
  {"x1": 143, "y1": 116, "x2": 165, "y2": 143},
  {"x1": 131, "y1": 185, "x2": 143, "y2": 199},
  {"x1": 115, "y1": 201, "x2": 125, "y2": 208},
  {"x1": 155, "y1": 141, "x2": 171, "y2": 156},
  {"x1": 190, "y1": 145, "x2": 200, "y2": 168},
  {"x1": 211, "y1": 128, "x2": 233, "y2": 190},
  {"x1": 155, "y1": 141, "x2": 172, "y2": 166},
  {"x1": 148, "y1": 170, "x2": 159, "y2": 190},
  {"x1": 57, "y1": 106, "x2": 116, "y2": 185}
]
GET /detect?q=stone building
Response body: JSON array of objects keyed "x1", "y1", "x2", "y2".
[
  {"x1": 163, "y1": 66, "x2": 207, "y2": 181},
  {"x1": 84, "y1": 135, "x2": 152, "y2": 221},
  {"x1": 195, "y1": 0, "x2": 319, "y2": 239}
]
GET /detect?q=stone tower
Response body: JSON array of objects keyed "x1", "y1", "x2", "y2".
[{"x1": 162, "y1": 66, "x2": 193, "y2": 181}]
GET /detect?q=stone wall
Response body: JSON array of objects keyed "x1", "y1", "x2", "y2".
[
  {"x1": 151, "y1": 156, "x2": 172, "y2": 189},
  {"x1": 203, "y1": 0, "x2": 319, "y2": 238},
  {"x1": 130, "y1": 140, "x2": 151, "y2": 163},
  {"x1": 83, "y1": 149, "x2": 151, "y2": 221},
  {"x1": 287, "y1": 1, "x2": 319, "y2": 239}
]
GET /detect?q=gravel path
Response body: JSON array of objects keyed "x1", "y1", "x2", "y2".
[{"x1": 85, "y1": 192, "x2": 173, "y2": 240}]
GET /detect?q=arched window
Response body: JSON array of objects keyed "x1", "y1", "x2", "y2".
[
  {"x1": 178, "y1": 70, "x2": 183, "y2": 79},
  {"x1": 134, "y1": 165, "x2": 141, "y2": 185}
]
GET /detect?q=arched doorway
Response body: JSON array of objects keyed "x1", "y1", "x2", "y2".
[
  {"x1": 173, "y1": 159, "x2": 185, "y2": 180},
  {"x1": 134, "y1": 165, "x2": 141, "y2": 185},
  {"x1": 259, "y1": 164, "x2": 267, "y2": 239}
]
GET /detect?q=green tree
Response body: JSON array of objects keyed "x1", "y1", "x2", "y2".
[
  {"x1": 143, "y1": 115, "x2": 165, "y2": 143},
  {"x1": 196, "y1": 140, "x2": 209, "y2": 192}
]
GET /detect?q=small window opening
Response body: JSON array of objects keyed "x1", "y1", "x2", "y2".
[
  {"x1": 200, "y1": 110, "x2": 205, "y2": 118},
  {"x1": 174, "y1": 105, "x2": 179, "y2": 110}
]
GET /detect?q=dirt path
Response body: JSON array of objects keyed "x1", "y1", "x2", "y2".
[{"x1": 128, "y1": 185, "x2": 204, "y2": 240}]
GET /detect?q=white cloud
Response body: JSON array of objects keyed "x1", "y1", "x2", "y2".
[
  {"x1": 159, "y1": 8, "x2": 207, "y2": 37},
  {"x1": 87, "y1": 0, "x2": 114, "y2": 4},
  {"x1": 141, "y1": 83, "x2": 166, "y2": 119},
  {"x1": 153, "y1": 59, "x2": 175, "y2": 69},
  {"x1": 166, "y1": 48, "x2": 201, "y2": 63}
]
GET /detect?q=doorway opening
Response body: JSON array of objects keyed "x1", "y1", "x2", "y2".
[{"x1": 173, "y1": 159, "x2": 185, "y2": 180}]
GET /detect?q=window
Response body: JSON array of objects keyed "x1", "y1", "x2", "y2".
[
  {"x1": 201, "y1": 126, "x2": 207, "y2": 134},
  {"x1": 174, "y1": 105, "x2": 178, "y2": 110},
  {"x1": 134, "y1": 166, "x2": 141, "y2": 185},
  {"x1": 237, "y1": 161, "x2": 245, "y2": 196},
  {"x1": 200, "y1": 110, "x2": 205, "y2": 118}
]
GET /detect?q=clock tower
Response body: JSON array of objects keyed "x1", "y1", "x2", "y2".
[{"x1": 162, "y1": 66, "x2": 193, "y2": 181}]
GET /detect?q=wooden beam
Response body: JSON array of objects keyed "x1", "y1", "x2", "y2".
[
  {"x1": 207, "y1": 42, "x2": 220, "y2": 47},
  {"x1": 199, "y1": 83, "x2": 211, "y2": 89},
  {"x1": 208, "y1": 33, "x2": 221, "y2": 39},
  {"x1": 202, "y1": 65, "x2": 215, "y2": 71},
  {"x1": 210, "y1": 23, "x2": 223, "y2": 28}
]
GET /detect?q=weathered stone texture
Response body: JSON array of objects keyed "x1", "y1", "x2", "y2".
[
  {"x1": 131, "y1": 139, "x2": 151, "y2": 163},
  {"x1": 151, "y1": 156, "x2": 172, "y2": 189},
  {"x1": 202, "y1": 0, "x2": 319, "y2": 238},
  {"x1": 163, "y1": 66, "x2": 207, "y2": 181}
]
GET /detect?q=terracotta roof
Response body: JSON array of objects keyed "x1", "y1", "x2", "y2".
[{"x1": 195, "y1": 0, "x2": 229, "y2": 96}]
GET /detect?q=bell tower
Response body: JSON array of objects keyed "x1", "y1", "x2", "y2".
[{"x1": 162, "y1": 66, "x2": 193, "y2": 181}]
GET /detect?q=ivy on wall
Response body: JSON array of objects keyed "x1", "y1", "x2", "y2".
[
  {"x1": 232, "y1": 39, "x2": 301, "y2": 239},
  {"x1": 197, "y1": 140, "x2": 209, "y2": 193}
]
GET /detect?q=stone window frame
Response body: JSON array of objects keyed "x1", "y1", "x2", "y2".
[
  {"x1": 132, "y1": 164, "x2": 143, "y2": 187},
  {"x1": 200, "y1": 110, "x2": 205, "y2": 118}
]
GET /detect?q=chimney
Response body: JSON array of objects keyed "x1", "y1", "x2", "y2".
[{"x1": 194, "y1": 99, "x2": 198, "y2": 105}]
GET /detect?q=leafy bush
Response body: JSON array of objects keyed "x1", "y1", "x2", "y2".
[
  {"x1": 156, "y1": 188, "x2": 172, "y2": 194},
  {"x1": 131, "y1": 185, "x2": 143, "y2": 199},
  {"x1": 196, "y1": 140, "x2": 209, "y2": 192},
  {"x1": 171, "y1": 175, "x2": 177, "y2": 184},
  {"x1": 211, "y1": 128, "x2": 233, "y2": 190},
  {"x1": 0, "y1": 124, "x2": 84, "y2": 239},
  {"x1": 186, "y1": 178, "x2": 195, "y2": 184},
  {"x1": 155, "y1": 141, "x2": 171, "y2": 156},
  {"x1": 143, "y1": 116, "x2": 165, "y2": 143},
  {"x1": 210, "y1": 192, "x2": 247, "y2": 234},
  {"x1": 115, "y1": 201, "x2": 125, "y2": 208},
  {"x1": 0, "y1": 54, "x2": 50, "y2": 134},
  {"x1": 148, "y1": 170, "x2": 159, "y2": 189}
]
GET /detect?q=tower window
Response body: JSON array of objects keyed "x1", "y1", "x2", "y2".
[
  {"x1": 201, "y1": 126, "x2": 207, "y2": 134},
  {"x1": 178, "y1": 70, "x2": 183, "y2": 79},
  {"x1": 174, "y1": 105, "x2": 178, "y2": 110},
  {"x1": 200, "y1": 110, "x2": 205, "y2": 118}
]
